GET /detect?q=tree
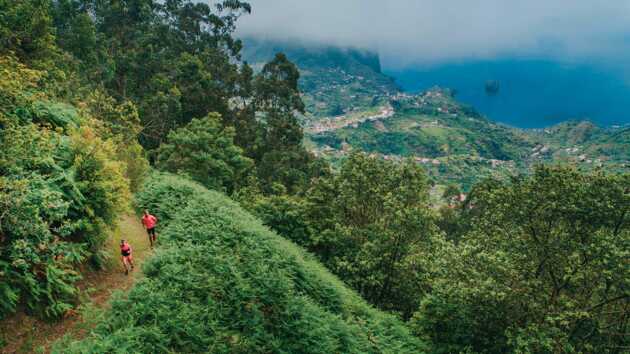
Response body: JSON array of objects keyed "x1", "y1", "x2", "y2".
[
  {"x1": 254, "y1": 53, "x2": 305, "y2": 151},
  {"x1": 413, "y1": 165, "x2": 630, "y2": 353},
  {"x1": 249, "y1": 53, "x2": 318, "y2": 193},
  {"x1": 254, "y1": 53, "x2": 304, "y2": 115},
  {"x1": 0, "y1": 0, "x2": 58, "y2": 65},
  {"x1": 51, "y1": 0, "x2": 98, "y2": 65},
  {"x1": 156, "y1": 113, "x2": 253, "y2": 193},
  {"x1": 80, "y1": 0, "x2": 252, "y2": 148},
  {"x1": 303, "y1": 153, "x2": 437, "y2": 316}
]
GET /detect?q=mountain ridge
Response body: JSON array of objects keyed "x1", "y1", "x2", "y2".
[
  {"x1": 241, "y1": 37, "x2": 399, "y2": 120},
  {"x1": 241, "y1": 38, "x2": 628, "y2": 187}
]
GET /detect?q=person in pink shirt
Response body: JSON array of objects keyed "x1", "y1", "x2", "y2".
[
  {"x1": 141, "y1": 210, "x2": 158, "y2": 248},
  {"x1": 120, "y1": 239, "x2": 134, "y2": 275}
]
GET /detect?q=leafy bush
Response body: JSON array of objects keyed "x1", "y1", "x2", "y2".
[
  {"x1": 57, "y1": 173, "x2": 426, "y2": 353},
  {"x1": 156, "y1": 113, "x2": 253, "y2": 193},
  {"x1": 83, "y1": 91, "x2": 149, "y2": 193},
  {"x1": 0, "y1": 121, "x2": 130, "y2": 318},
  {"x1": 298, "y1": 153, "x2": 437, "y2": 317},
  {"x1": 0, "y1": 54, "x2": 133, "y2": 319},
  {"x1": 31, "y1": 100, "x2": 80, "y2": 128}
]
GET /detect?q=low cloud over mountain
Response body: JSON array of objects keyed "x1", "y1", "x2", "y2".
[{"x1": 236, "y1": 0, "x2": 630, "y2": 68}]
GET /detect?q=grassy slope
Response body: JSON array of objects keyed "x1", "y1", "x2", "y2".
[{"x1": 55, "y1": 173, "x2": 425, "y2": 353}]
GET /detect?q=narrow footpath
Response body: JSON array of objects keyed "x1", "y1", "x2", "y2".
[{"x1": 0, "y1": 215, "x2": 152, "y2": 353}]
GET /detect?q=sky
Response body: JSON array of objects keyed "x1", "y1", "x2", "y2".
[{"x1": 234, "y1": 0, "x2": 630, "y2": 68}]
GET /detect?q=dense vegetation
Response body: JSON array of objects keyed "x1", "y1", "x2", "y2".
[
  {"x1": 155, "y1": 113, "x2": 253, "y2": 194},
  {"x1": 2, "y1": 1, "x2": 628, "y2": 353},
  {"x1": 55, "y1": 173, "x2": 426, "y2": 353},
  {"x1": 0, "y1": 31, "x2": 141, "y2": 319},
  {"x1": 248, "y1": 159, "x2": 629, "y2": 353},
  {"x1": 415, "y1": 166, "x2": 629, "y2": 353},
  {"x1": 0, "y1": 0, "x2": 318, "y2": 323},
  {"x1": 242, "y1": 153, "x2": 439, "y2": 317}
]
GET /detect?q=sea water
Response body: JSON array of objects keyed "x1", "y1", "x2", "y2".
[{"x1": 386, "y1": 59, "x2": 630, "y2": 128}]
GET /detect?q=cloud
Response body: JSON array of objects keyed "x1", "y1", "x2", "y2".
[{"x1": 233, "y1": 0, "x2": 630, "y2": 68}]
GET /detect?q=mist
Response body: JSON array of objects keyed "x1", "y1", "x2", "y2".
[{"x1": 235, "y1": 0, "x2": 630, "y2": 68}]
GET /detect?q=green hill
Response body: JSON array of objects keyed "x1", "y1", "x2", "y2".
[
  {"x1": 307, "y1": 88, "x2": 629, "y2": 188},
  {"x1": 310, "y1": 89, "x2": 532, "y2": 161},
  {"x1": 241, "y1": 38, "x2": 399, "y2": 121},
  {"x1": 55, "y1": 173, "x2": 425, "y2": 353},
  {"x1": 529, "y1": 120, "x2": 630, "y2": 165}
]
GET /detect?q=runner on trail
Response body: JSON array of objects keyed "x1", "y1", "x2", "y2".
[
  {"x1": 120, "y1": 239, "x2": 134, "y2": 275},
  {"x1": 142, "y1": 210, "x2": 158, "y2": 248}
]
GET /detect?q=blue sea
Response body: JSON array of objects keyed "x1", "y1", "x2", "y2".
[{"x1": 385, "y1": 59, "x2": 630, "y2": 128}]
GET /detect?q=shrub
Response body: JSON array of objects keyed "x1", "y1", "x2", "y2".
[
  {"x1": 0, "y1": 121, "x2": 130, "y2": 318},
  {"x1": 0, "y1": 54, "x2": 132, "y2": 319},
  {"x1": 57, "y1": 173, "x2": 426, "y2": 353},
  {"x1": 156, "y1": 113, "x2": 253, "y2": 193}
]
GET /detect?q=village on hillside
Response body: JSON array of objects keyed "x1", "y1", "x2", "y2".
[{"x1": 305, "y1": 87, "x2": 625, "y2": 189}]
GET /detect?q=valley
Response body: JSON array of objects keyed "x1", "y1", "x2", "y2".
[{"x1": 243, "y1": 40, "x2": 630, "y2": 189}]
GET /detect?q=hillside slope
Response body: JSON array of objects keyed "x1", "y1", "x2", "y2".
[
  {"x1": 309, "y1": 88, "x2": 629, "y2": 188},
  {"x1": 0, "y1": 215, "x2": 150, "y2": 353},
  {"x1": 55, "y1": 174, "x2": 425, "y2": 353},
  {"x1": 308, "y1": 89, "x2": 532, "y2": 187},
  {"x1": 241, "y1": 38, "x2": 399, "y2": 121},
  {"x1": 530, "y1": 120, "x2": 630, "y2": 165},
  {"x1": 311, "y1": 89, "x2": 532, "y2": 161}
]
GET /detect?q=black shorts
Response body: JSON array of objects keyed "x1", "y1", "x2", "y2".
[{"x1": 147, "y1": 227, "x2": 156, "y2": 236}]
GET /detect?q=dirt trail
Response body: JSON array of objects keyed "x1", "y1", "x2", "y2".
[{"x1": 0, "y1": 215, "x2": 152, "y2": 353}]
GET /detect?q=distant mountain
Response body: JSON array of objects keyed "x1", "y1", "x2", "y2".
[
  {"x1": 530, "y1": 120, "x2": 630, "y2": 164},
  {"x1": 240, "y1": 39, "x2": 628, "y2": 188},
  {"x1": 308, "y1": 88, "x2": 629, "y2": 188},
  {"x1": 240, "y1": 38, "x2": 399, "y2": 120}
]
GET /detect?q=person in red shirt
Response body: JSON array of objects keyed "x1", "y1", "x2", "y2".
[
  {"x1": 120, "y1": 239, "x2": 134, "y2": 275},
  {"x1": 142, "y1": 210, "x2": 158, "y2": 248}
]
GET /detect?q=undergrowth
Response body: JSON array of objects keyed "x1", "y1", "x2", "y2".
[{"x1": 54, "y1": 173, "x2": 425, "y2": 353}]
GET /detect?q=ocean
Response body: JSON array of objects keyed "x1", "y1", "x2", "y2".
[{"x1": 385, "y1": 59, "x2": 630, "y2": 128}]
